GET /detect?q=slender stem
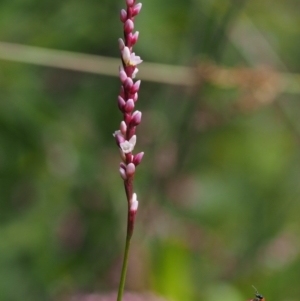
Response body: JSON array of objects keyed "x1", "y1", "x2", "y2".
[{"x1": 117, "y1": 217, "x2": 132, "y2": 301}]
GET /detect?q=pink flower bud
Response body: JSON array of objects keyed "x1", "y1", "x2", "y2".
[
  {"x1": 132, "y1": 3, "x2": 142, "y2": 16},
  {"x1": 130, "y1": 31, "x2": 139, "y2": 45},
  {"x1": 118, "y1": 38, "x2": 125, "y2": 51},
  {"x1": 124, "y1": 99, "x2": 135, "y2": 113},
  {"x1": 118, "y1": 95, "x2": 126, "y2": 111},
  {"x1": 119, "y1": 69, "x2": 127, "y2": 83},
  {"x1": 120, "y1": 121, "x2": 127, "y2": 135},
  {"x1": 124, "y1": 77, "x2": 133, "y2": 90},
  {"x1": 126, "y1": 162, "x2": 136, "y2": 177},
  {"x1": 133, "y1": 93, "x2": 138, "y2": 102},
  {"x1": 120, "y1": 9, "x2": 127, "y2": 22},
  {"x1": 131, "y1": 80, "x2": 141, "y2": 93},
  {"x1": 126, "y1": 0, "x2": 135, "y2": 7},
  {"x1": 133, "y1": 152, "x2": 144, "y2": 166},
  {"x1": 119, "y1": 167, "x2": 127, "y2": 180},
  {"x1": 130, "y1": 110, "x2": 142, "y2": 126},
  {"x1": 124, "y1": 19, "x2": 134, "y2": 34}
]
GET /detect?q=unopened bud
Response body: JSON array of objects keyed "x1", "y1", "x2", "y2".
[
  {"x1": 130, "y1": 193, "x2": 139, "y2": 211},
  {"x1": 126, "y1": 0, "x2": 135, "y2": 7},
  {"x1": 133, "y1": 92, "x2": 138, "y2": 102},
  {"x1": 118, "y1": 95, "x2": 126, "y2": 111},
  {"x1": 120, "y1": 9, "x2": 127, "y2": 22},
  {"x1": 126, "y1": 163, "x2": 136, "y2": 177},
  {"x1": 124, "y1": 99, "x2": 135, "y2": 113},
  {"x1": 130, "y1": 199, "x2": 138, "y2": 211},
  {"x1": 132, "y1": 3, "x2": 142, "y2": 16},
  {"x1": 119, "y1": 69, "x2": 127, "y2": 83},
  {"x1": 119, "y1": 167, "x2": 127, "y2": 180},
  {"x1": 122, "y1": 47, "x2": 131, "y2": 65},
  {"x1": 124, "y1": 77, "x2": 133, "y2": 90},
  {"x1": 131, "y1": 80, "x2": 141, "y2": 93},
  {"x1": 130, "y1": 110, "x2": 142, "y2": 126},
  {"x1": 124, "y1": 19, "x2": 134, "y2": 34},
  {"x1": 133, "y1": 152, "x2": 144, "y2": 166},
  {"x1": 120, "y1": 121, "x2": 127, "y2": 135},
  {"x1": 131, "y1": 31, "x2": 139, "y2": 45},
  {"x1": 118, "y1": 38, "x2": 125, "y2": 51}
]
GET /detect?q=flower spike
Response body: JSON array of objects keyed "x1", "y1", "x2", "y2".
[{"x1": 115, "y1": 1, "x2": 144, "y2": 300}]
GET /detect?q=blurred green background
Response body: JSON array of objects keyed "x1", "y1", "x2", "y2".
[{"x1": 0, "y1": 0, "x2": 300, "y2": 300}]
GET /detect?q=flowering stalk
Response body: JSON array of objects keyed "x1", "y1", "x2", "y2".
[{"x1": 114, "y1": 1, "x2": 143, "y2": 301}]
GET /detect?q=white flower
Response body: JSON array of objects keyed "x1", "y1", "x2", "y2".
[
  {"x1": 122, "y1": 46, "x2": 143, "y2": 67},
  {"x1": 129, "y1": 52, "x2": 143, "y2": 66},
  {"x1": 120, "y1": 135, "x2": 136, "y2": 153}
]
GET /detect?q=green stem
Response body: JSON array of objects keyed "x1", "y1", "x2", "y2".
[{"x1": 116, "y1": 229, "x2": 131, "y2": 301}]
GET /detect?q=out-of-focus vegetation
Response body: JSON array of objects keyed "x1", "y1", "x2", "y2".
[{"x1": 0, "y1": 0, "x2": 300, "y2": 300}]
